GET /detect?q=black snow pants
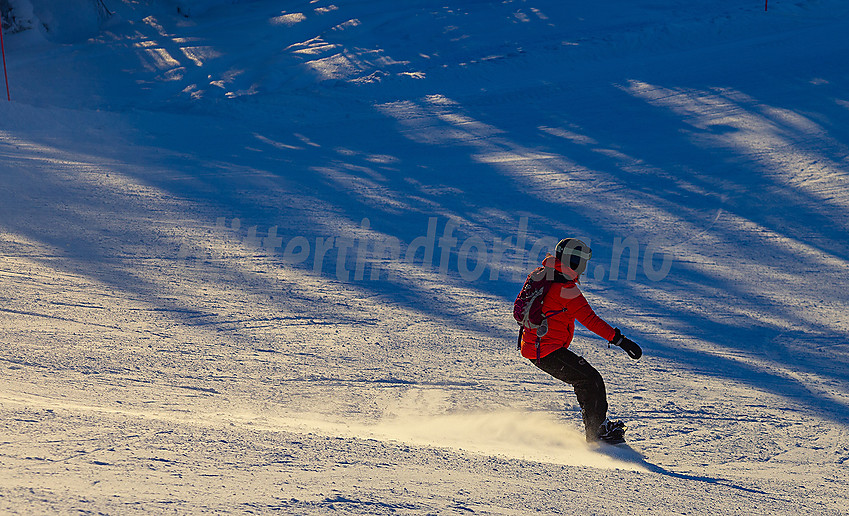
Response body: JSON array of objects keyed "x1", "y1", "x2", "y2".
[{"x1": 533, "y1": 348, "x2": 608, "y2": 442}]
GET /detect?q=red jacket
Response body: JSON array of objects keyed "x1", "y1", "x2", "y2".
[{"x1": 520, "y1": 256, "x2": 617, "y2": 360}]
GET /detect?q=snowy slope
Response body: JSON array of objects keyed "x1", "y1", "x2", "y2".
[{"x1": 2, "y1": 0, "x2": 849, "y2": 513}]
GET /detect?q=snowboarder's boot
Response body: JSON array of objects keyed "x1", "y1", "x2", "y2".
[{"x1": 597, "y1": 419, "x2": 626, "y2": 444}]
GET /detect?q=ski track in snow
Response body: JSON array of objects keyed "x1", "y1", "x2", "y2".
[{"x1": 2, "y1": 0, "x2": 849, "y2": 513}]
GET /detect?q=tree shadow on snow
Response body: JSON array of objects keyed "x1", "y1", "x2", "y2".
[{"x1": 4, "y1": 1, "x2": 849, "y2": 431}]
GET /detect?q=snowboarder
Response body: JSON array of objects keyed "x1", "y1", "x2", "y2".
[{"x1": 517, "y1": 238, "x2": 642, "y2": 444}]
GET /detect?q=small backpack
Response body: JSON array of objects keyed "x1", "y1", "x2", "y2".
[
  {"x1": 513, "y1": 265, "x2": 573, "y2": 361},
  {"x1": 513, "y1": 266, "x2": 556, "y2": 330}
]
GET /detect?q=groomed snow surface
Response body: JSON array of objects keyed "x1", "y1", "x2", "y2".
[{"x1": 2, "y1": 0, "x2": 849, "y2": 513}]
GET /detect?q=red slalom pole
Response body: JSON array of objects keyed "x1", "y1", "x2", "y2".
[
  {"x1": 0, "y1": 14, "x2": 9, "y2": 101},
  {"x1": 765, "y1": 0, "x2": 768, "y2": 11}
]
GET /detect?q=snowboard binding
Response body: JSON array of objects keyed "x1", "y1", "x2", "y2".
[{"x1": 596, "y1": 419, "x2": 626, "y2": 444}]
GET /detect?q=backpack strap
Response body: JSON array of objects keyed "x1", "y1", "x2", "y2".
[
  {"x1": 517, "y1": 326, "x2": 543, "y2": 364},
  {"x1": 533, "y1": 306, "x2": 570, "y2": 363},
  {"x1": 535, "y1": 334, "x2": 541, "y2": 363}
]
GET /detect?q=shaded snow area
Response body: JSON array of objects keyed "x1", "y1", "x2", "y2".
[{"x1": 2, "y1": 0, "x2": 849, "y2": 513}]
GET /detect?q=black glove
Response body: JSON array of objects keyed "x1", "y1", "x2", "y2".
[{"x1": 610, "y1": 328, "x2": 642, "y2": 360}]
